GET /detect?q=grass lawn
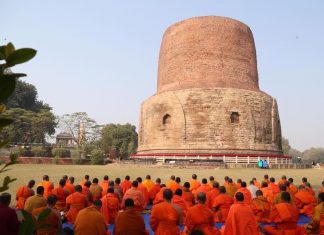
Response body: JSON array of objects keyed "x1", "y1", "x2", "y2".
[{"x1": 1, "y1": 163, "x2": 323, "y2": 205}]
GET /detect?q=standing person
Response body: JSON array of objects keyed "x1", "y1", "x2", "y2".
[
  {"x1": 101, "y1": 188, "x2": 120, "y2": 225},
  {"x1": 16, "y1": 179, "x2": 35, "y2": 209},
  {"x1": 150, "y1": 189, "x2": 181, "y2": 235},
  {"x1": 65, "y1": 185, "x2": 88, "y2": 224},
  {"x1": 184, "y1": 192, "x2": 220, "y2": 235},
  {"x1": 89, "y1": 178, "x2": 103, "y2": 201},
  {"x1": 0, "y1": 193, "x2": 20, "y2": 235},
  {"x1": 24, "y1": 186, "x2": 47, "y2": 213},
  {"x1": 114, "y1": 198, "x2": 149, "y2": 235},
  {"x1": 38, "y1": 175, "x2": 54, "y2": 199},
  {"x1": 122, "y1": 181, "x2": 146, "y2": 211},
  {"x1": 223, "y1": 192, "x2": 260, "y2": 235},
  {"x1": 74, "y1": 200, "x2": 108, "y2": 235},
  {"x1": 32, "y1": 194, "x2": 62, "y2": 235},
  {"x1": 120, "y1": 175, "x2": 132, "y2": 195}
]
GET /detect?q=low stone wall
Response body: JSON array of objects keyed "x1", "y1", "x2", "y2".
[{"x1": 0, "y1": 156, "x2": 90, "y2": 165}]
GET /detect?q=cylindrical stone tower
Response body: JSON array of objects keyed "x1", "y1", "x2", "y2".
[{"x1": 137, "y1": 16, "x2": 283, "y2": 155}]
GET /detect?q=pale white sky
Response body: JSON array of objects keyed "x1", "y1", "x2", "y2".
[{"x1": 1, "y1": 1, "x2": 324, "y2": 151}]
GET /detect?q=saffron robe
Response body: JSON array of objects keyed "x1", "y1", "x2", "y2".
[
  {"x1": 251, "y1": 195, "x2": 271, "y2": 222},
  {"x1": 304, "y1": 202, "x2": 324, "y2": 234},
  {"x1": 149, "y1": 183, "x2": 161, "y2": 201},
  {"x1": 114, "y1": 208, "x2": 148, "y2": 235},
  {"x1": 153, "y1": 188, "x2": 167, "y2": 205},
  {"x1": 206, "y1": 188, "x2": 220, "y2": 209},
  {"x1": 223, "y1": 202, "x2": 260, "y2": 235},
  {"x1": 38, "y1": 181, "x2": 53, "y2": 199},
  {"x1": 138, "y1": 183, "x2": 149, "y2": 205},
  {"x1": 194, "y1": 184, "x2": 212, "y2": 200},
  {"x1": 101, "y1": 193, "x2": 120, "y2": 225},
  {"x1": 65, "y1": 191, "x2": 88, "y2": 224},
  {"x1": 225, "y1": 183, "x2": 238, "y2": 198},
  {"x1": 294, "y1": 190, "x2": 316, "y2": 216},
  {"x1": 190, "y1": 179, "x2": 201, "y2": 192},
  {"x1": 16, "y1": 185, "x2": 34, "y2": 209},
  {"x1": 51, "y1": 186, "x2": 69, "y2": 211},
  {"x1": 32, "y1": 206, "x2": 62, "y2": 235},
  {"x1": 150, "y1": 201, "x2": 180, "y2": 235},
  {"x1": 212, "y1": 194, "x2": 234, "y2": 222},
  {"x1": 89, "y1": 183, "x2": 103, "y2": 201},
  {"x1": 172, "y1": 195, "x2": 188, "y2": 219},
  {"x1": 24, "y1": 194, "x2": 47, "y2": 213},
  {"x1": 142, "y1": 179, "x2": 154, "y2": 192},
  {"x1": 166, "y1": 180, "x2": 180, "y2": 193},
  {"x1": 64, "y1": 182, "x2": 75, "y2": 194},
  {"x1": 122, "y1": 187, "x2": 146, "y2": 211},
  {"x1": 100, "y1": 180, "x2": 109, "y2": 196},
  {"x1": 235, "y1": 187, "x2": 252, "y2": 205},
  {"x1": 184, "y1": 204, "x2": 221, "y2": 235},
  {"x1": 120, "y1": 179, "x2": 132, "y2": 195},
  {"x1": 182, "y1": 189, "x2": 195, "y2": 208},
  {"x1": 261, "y1": 187, "x2": 274, "y2": 204}
]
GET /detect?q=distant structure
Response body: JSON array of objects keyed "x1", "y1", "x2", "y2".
[
  {"x1": 78, "y1": 121, "x2": 86, "y2": 146},
  {"x1": 133, "y1": 16, "x2": 290, "y2": 164},
  {"x1": 56, "y1": 132, "x2": 74, "y2": 147}
]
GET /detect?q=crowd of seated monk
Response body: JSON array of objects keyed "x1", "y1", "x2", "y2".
[{"x1": 0, "y1": 174, "x2": 323, "y2": 235}]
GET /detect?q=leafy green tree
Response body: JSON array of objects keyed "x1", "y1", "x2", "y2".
[
  {"x1": 100, "y1": 123, "x2": 138, "y2": 159},
  {"x1": 302, "y1": 147, "x2": 324, "y2": 163},
  {"x1": 90, "y1": 148, "x2": 104, "y2": 165}
]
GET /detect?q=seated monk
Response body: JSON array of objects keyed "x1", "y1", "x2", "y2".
[
  {"x1": 172, "y1": 188, "x2": 188, "y2": 220},
  {"x1": 223, "y1": 176, "x2": 229, "y2": 187},
  {"x1": 114, "y1": 178, "x2": 124, "y2": 198},
  {"x1": 74, "y1": 200, "x2": 108, "y2": 235},
  {"x1": 114, "y1": 198, "x2": 149, "y2": 235},
  {"x1": 190, "y1": 174, "x2": 201, "y2": 192},
  {"x1": 207, "y1": 182, "x2": 220, "y2": 209},
  {"x1": 278, "y1": 175, "x2": 287, "y2": 187},
  {"x1": 82, "y1": 180, "x2": 93, "y2": 203},
  {"x1": 24, "y1": 186, "x2": 47, "y2": 213},
  {"x1": 209, "y1": 176, "x2": 216, "y2": 188},
  {"x1": 304, "y1": 192, "x2": 324, "y2": 234},
  {"x1": 65, "y1": 185, "x2": 88, "y2": 224},
  {"x1": 150, "y1": 189, "x2": 181, "y2": 235},
  {"x1": 16, "y1": 180, "x2": 35, "y2": 209},
  {"x1": 268, "y1": 177, "x2": 280, "y2": 196},
  {"x1": 212, "y1": 186, "x2": 234, "y2": 222},
  {"x1": 223, "y1": 192, "x2": 260, "y2": 235},
  {"x1": 89, "y1": 178, "x2": 103, "y2": 201},
  {"x1": 273, "y1": 184, "x2": 294, "y2": 206},
  {"x1": 122, "y1": 181, "x2": 146, "y2": 211},
  {"x1": 137, "y1": 177, "x2": 149, "y2": 206},
  {"x1": 153, "y1": 184, "x2": 167, "y2": 205},
  {"x1": 225, "y1": 178, "x2": 237, "y2": 198},
  {"x1": 100, "y1": 175, "x2": 109, "y2": 197},
  {"x1": 38, "y1": 175, "x2": 54, "y2": 199},
  {"x1": 101, "y1": 188, "x2": 120, "y2": 225},
  {"x1": 120, "y1": 175, "x2": 132, "y2": 195},
  {"x1": 252, "y1": 177, "x2": 261, "y2": 189},
  {"x1": 79, "y1": 174, "x2": 90, "y2": 187},
  {"x1": 252, "y1": 190, "x2": 271, "y2": 223},
  {"x1": 263, "y1": 192, "x2": 303, "y2": 235},
  {"x1": 236, "y1": 179, "x2": 242, "y2": 189},
  {"x1": 288, "y1": 178, "x2": 298, "y2": 195},
  {"x1": 64, "y1": 176, "x2": 75, "y2": 194},
  {"x1": 305, "y1": 182, "x2": 316, "y2": 197},
  {"x1": 193, "y1": 178, "x2": 211, "y2": 201},
  {"x1": 235, "y1": 181, "x2": 252, "y2": 205},
  {"x1": 183, "y1": 192, "x2": 221, "y2": 235},
  {"x1": 295, "y1": 185, "x2": 316, "y2": 216},
  {"x1": 182, "y1": 182, "x2": 195, "y2": 208},
  {"x1": 166, "y1": 175, "x2": 179, "y2": 193},
  {"x1": 51, "y1": 179, "x2": 70, "y2": 211},
  {"x1": 32, "y1": 195, "x2": 62, "y2": 235},
  {"x1": 261, "y1": 182, "x2": 274, "y2": 204},
  {"x1": 148, "y1": 178, "x2": 161, "y2": 205},
  {"x1": 262, "y1": 174, "x2": 270, "y2": 185},
  {"x1": 142, "y1": 175, "x2": 154, "y2": 192}
]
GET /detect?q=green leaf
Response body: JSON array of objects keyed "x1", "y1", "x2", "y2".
[
  {"x1": 6, "y1": 48, "x2": 37, "y2": 67},
  {"x1": 0, "y1": 75, "x2": 16, "y2": 102},
  {"x1": 5, "y1": 43, "x2": 15, "y2": 58},
  {"x1": 37, "y1": 208, "x2": 51, "y2": 221},
  {"x1": 0, "y1": 117, "x2": 14, "y2": 128}
]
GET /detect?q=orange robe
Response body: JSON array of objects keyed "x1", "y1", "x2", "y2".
[
  {"x1": 122, "y1": 187, "x2": 146, "y2": 211},
  {"x1": 90, "y1": 183, "x2": 103, "y2": 201},
  {"x1": 184, "y1": 204, "x2": 220, "y2": 235},
  {"x1": 235, "y1": 188, "x2": 252, "y2": 205},
  {"x1": 166, "y1": 180, "x2": 180, "y2": 193},
  {"x1": 64, "y1": 182, "x2": 75, "y2": 194},
  {"x1": 289, "y1": 184, "x2": 298, "y2": 195},
  {"x1": 16, "y1": 186, "x2": 34, "y2": 209},
  {"x1": 225, "y1": 183, "x2": 237, "y2": 198},
  {"x1": 190, "y1": 180, "x2": 201, "y2": 192},
  {"x1": 38, "y1": 181, "x2": 53, "y2": 199},
  {"x1": 263, "y1": 202, "x2": 301, "y2": 235},
  {"x1": 223, "y1": 202, "x2": 260, "y2": 235},
  {"x1": 172, "y1": 195, "x2": 188, "y2": 218},
  {"x1": 32, "y1": 206, "x2": 61, "y2": 235},
  {"x1": 149, "y1": 183, "x2": 161, "y2": 201},
  {"x1": 294, "y1": 190, "x2": 316, "y2": 216},
  {"x1": 52, "y1": 186, "x2": 69, "y2": 211},
  {"x1": 278, "y1": 179, "x2": 287, "y2": 187},
  {"x1": 268, "y1": 183, "x2": 280, "y2": 195},
  {"x1": 251, "y1": 195, "x2": 271, "y2": 222},
  {"x1": 261, "y1": 187, "x2": 274, "y2": 204},
  {"x1": 120, "y1": 179, "x2": 132, "y2": 195},
  {"x1": 101, "y1": 192, "x2": 120, "y2": 224},
  {"x1": 150, "y1": 201, "x2": 180, "y2": 235},
  {"x1": 182, "y1": 189, "x2": 195, "y2": 208},
  {"x1": 253, "y1": 180, "x2": 261, "y2": 188},
  {"x1": 100, "y1": 180, "x2": 109, "y2": 196},
  {"x1": 81, "y1": 187, "x2": 93, "y2": 203},
  {"x1": 212, "y1": 194, "x2": 234, "y2": 222},
  {"x1": 65, "y1": 191, "x2": 88, "y2": 224},
  {"x1": 154, "y1": 188, "x2": 167, "y2": 205},
  {"x1": 304, "y1": 202, "x2": 324, "y2": 234},
  {"x1": 74, "y1": 205, "x2": 108, "y2": 235},
  {"x1": 138, "y1": 183, "x2": 149, "y2": 205},
  {"x1": 207, "y1": 188, "x2": 220, "y2": 209},
  {"x1": 194, "y1": 184, "x2": 211, "y2": 200},
  {"x1": 114, "y1": 208, "x2": 149, "y2": 235},
  {"x1": 142, "y1": 179, "x2": 154, "y2": 192}
]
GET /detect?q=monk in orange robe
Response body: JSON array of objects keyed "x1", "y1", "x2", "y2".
[
  {"x1": 99, "y1": 175, "x2": 109, "y2": 196},
  {"x1": 79, "y1": 174, "x2": 90, "y2": 187},
  {"x1": 38, "y1": 175, "x2": 54, "y2": 199},
  {"x1": 122, "y1": 181, "x2": 146, "y2": 211},
  {"x1": 172, "y1": 189, "x2": 188, "y2": 219},
  {"x1": 150, "y1": 189, "x2": 181, "y2": 235},
  {"x1": 51, "y1": 179, "x2": 69, "y2": 211},
  {"x1": 273, "y1": 184, "x2": 295, "y2": 206},
  {"x1": 223, "y1": 176, "x2": 229, "y2": 187},
  {"x1": 235, "y1": 181, "x2": 252, "y2": 205},
  {"x1": 194, "y1": 178, "x2": 211, "y2": 200},
  {"x1": 252, "y1": 177, "x2": 261, "y2": 188},
  {"x1": 304, "y1": 192, "x2": 324, "y2": 234},
  {"x1": 207, "y1": 182, "x2": 220, "y2": 209},
  {"x1": 74, "y1": 200, "x2": 108, "y2": 235},
  {"x1": 82, "y1": 180, "x2": 93, "y2": 203},
  {"x1": 212, "y1": 186, "x2": 234, "y2": 222},
  {"x1": 167, "y1": 175, "x2": 179, "y2": 193},
  {"x1": 114, "y1": 178, "x2": 124, "y2": 198},
  {"x1": 252, "y1": 190, "x2": 271, "y2": 222},
  {"x1": 137, "y1": 177, "x2": 149, "y2": 205},
  {"x1": 90, "y1": 178, "x2": 103, "y2": 201},
  {"x1": 262, "y1": 174, "x2": 270, "y2": 185},
  {"x1": 65, "y1": 185, "x2": 88, "y2": 224},
  {"x1": 294, "y1": 185, "x2": 316, "y2": 216},
  {"x1": 261, "y1": 182, "x2": 274, "y2": 204},
  {"x1": 143, "y1": 175, "x2": 154, "y2": 192},
  {"x1": 278, "y1": 175, "x2": 287, "y2": 187},
  {"x1": 225, "y1": 178, "x2": 237, "y2": 198},
  {"x1": 32, "y1": 195, "x2": 62, "y2": 235},
  {"x1": 288, "y1": 178, "x2": 298, "y2": 195},
  {"x1": 319, "y1": 181, "x2": 324, "y2": 193},
  {"x1": 223, "y1": 192, "x2": 260, "y2": 235},
  {"x1": 305, "y1": 182, "x2": 316, "y2": 196},
  {"x1": 16, "y1": 180, "x2": 35, "y2": 209},
  {"x1": 120, "y1": 175, "x2": 132, "y2": 195},
  {"x1": 236, "y1": 179, "x2": 242, "y2": 189},
  {"x1": 114, "y1": 198, "x2": 149, "y2": 235},
  {"x1": 154, "y1": 185, "x2": 167, "y2": 205},
  {"x1": 183, "y1": 192, "x2": 221, "y2": 235},
  {"x1": 149, "y1": 178, "x2": 161, "y2": 204},
  {"x1": 182, "y1": 182, "x2": 195, "y2": 208},
  {"x1": 209, "y1": 176, "x2": 216, "y2": 188},
  {"x1": 268, "y1": 177, "x2": 280, "y2": 195},
  {"x1": 64, "y1": 176, "x2": 75, "y2": 194},
  {"x1": 101, "y1": 188, "x2": 120, "y2": 225},
  {"x1": 263, "y1": 192, "x2": 303, "y2": 235},
  {"x1": 190, "y1": 174, "x2": 201, "y2": 191}
]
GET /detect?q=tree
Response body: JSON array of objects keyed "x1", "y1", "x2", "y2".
[
  {"x1": 57, "y1": 112, "x2": 101, "y2": 147},
  {"x1": 302, "y1": 147, "x2": 324, "y2": 163},
  {"x1": 281, "y1": 137, "x2": 291, "y2": 155},
  {"x1": 100, "y1": 123, "x2": 138, "y2": 159}
]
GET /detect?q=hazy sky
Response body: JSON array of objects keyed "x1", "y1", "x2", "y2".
[{"x1": 1, "y1": 1, "x2": 323, "y2": 151}]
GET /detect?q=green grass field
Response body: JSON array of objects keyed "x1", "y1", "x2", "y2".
[{"x1": 1, "y1": 163, "x2": 323, "y2": 205}]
